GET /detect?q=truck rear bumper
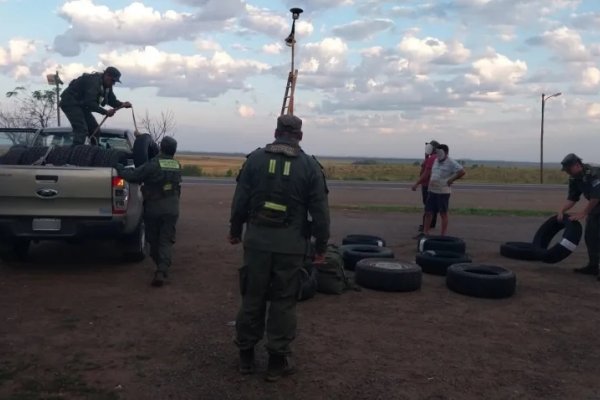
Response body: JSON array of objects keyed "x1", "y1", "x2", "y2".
[{"x1": 0, "y1": 217, "x2": 125, "y2": 240}]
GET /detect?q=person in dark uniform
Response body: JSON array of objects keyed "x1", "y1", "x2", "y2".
[
  {"x1": 412, "y1": 140, "x2": 439, "y2": 238},
  {"x1": 60, "y1": 66, "x2": 132, "y2": 145},
  {"x1": 117, "y1": 136, "x2": 181, "y2": 287},
  {"x1": 228, "y1": 114, "x2": 330, "y2": 382},
  {"x1": 557, "y1": 153, "x2": 600, "y2": 279}
]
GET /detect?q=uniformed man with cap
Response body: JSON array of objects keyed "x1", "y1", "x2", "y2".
[
  {"x1": 60, "y1": 66, "x2": 132, "y2": 145},
  {"x1": 228, "y1": 114, "x2": 330, "y2": 381},
  {"x1": 557, "y1": 153, "x2": 600, "y2": 279},
  {"x1": 117, "y1": 136, "x2": 181, "y2": 287}
]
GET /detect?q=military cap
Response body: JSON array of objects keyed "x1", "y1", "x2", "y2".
[
  {"x1": 276, "y1": 114, "x2": 302, "y2": 134},
  {"x1": 561, "y1": 153, "x2": 583, "y2": 171},
  {"x1": 104, "y1": 66, "x2": 121, "y2": 83},
  {"x1": 428, "y1": 140, "x2": 440, "y2": 148}
]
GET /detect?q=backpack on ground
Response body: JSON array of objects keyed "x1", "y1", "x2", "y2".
[{"x1": 316, "y1": 244, "x2": 359, "y2": 294}]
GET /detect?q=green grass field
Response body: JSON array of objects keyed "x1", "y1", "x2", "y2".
[{"x1": 177, "y1": 155, "x2": 568, "y2": 185}]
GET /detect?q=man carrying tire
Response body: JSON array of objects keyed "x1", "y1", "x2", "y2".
[
  {"x1": 423, "y1": 144, "x2": 465, "y2": 236},
  {"x1": 59, "y1": 66, "x2": 132, "y2": 146},
  {"x1": 228, "y1": 114, "x2": 330, "y2": 382},
  {"x1": 116, "y1": 137, "x2": 181, "y2": 287},
  {"x1": 412, "y1": 140, "x2": 439, "y2": 238},
  {"x1": 557, "y1": 153, "x2": 600, "y2": 279}
]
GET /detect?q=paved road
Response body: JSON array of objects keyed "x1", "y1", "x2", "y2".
[{"x1": 183, "y1": 176, "x2": 565, "y2": 192}]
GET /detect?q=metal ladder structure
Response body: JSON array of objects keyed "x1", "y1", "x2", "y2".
[{"x1": 280, "y1": 8, "x2": 303, "y2": 116}]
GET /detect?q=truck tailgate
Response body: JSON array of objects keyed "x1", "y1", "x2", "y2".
[{"x1": 0, "y1": 166, "x2": 114, "y2": 217}]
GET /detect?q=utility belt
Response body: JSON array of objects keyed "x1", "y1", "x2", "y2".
[
  {"x1": 142, "y1": 184, "x2": 179, "y2": 201},
  {"x1": 250, "y1": 201, "x2": 290, "y2": 228}
]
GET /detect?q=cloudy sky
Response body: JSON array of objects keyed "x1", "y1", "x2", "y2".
[{"x1": 0, "y1": 0, "x2": 599, "y2": 161}]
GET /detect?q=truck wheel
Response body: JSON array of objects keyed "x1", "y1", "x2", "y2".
[
  {"x1": 446, "y1": 263, "x2": 516, "y2": 299},
  {"x1": 133, "y1": 134, "x2": 158, "y2": 167},
  {"x1": 355, "y1": 259, "x2": 422, "y2": 292},
  {"x1": 342, "y1": 234, "x2": 386, "y2": 247},
  {"x1": 0, "y1": 239, "x2": 30, "y2": 262},
  {"x1": 46, "y1": 146, "x2": 73, "y2": 166},
  {"x1": 341, "y1": 244, "x2": 394, "y2": 270},
  {"x1": 0, "y1": 146, "x2": 27, "y2": 165},
  {"x1": 93, "y1": 149, "x2": 128, "y2": 167},
  {"x1": 69, "y1": 145, "x2": 99, "y2": 166},
  {"x1": 121, "y1": 222, "x2": 147, "y2": 262}
]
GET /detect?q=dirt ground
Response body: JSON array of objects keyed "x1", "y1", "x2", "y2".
[{"x1": 1, "y1": 183, "x2": 600, "y2": 400}]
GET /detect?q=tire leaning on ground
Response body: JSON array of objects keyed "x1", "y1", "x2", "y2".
[
  {"x1": 342, "y1": 234, "x2": 386, "y2": 247},
  {"x1": 446, "y1": 263, "x2": 516, "y2": 299},
  {"x1": 133, "y1": 134, "x2": 159, "y2": 167},
  {"x1": 415, "y1": 250, "x2": 472, "y2": 276},
  {"x1": 417, "y1": 235, "x2": 466, "y2": 254},
  {"x1": 69, "y1": 145, "x2": 99, "y2": 167},
  {"x1": 533, "y1": 215, "x2": 583, "y2": 264},
  {"x1": 499, "y1": 242, "x2": 544, "y2": 261},
  {"x1": 341, "y1": 244, "x2": 394, "y2": 270},
  {"x1": 0, "y1": 146, "x2": 27, "y2": 165},
  {"x1": 355, "y1": 258, "x2": 422, "y2": 292}
]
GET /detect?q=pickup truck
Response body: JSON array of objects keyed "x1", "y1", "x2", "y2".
[{"x1": 0, "y1": 127, "x2": 155, "y2": 262}]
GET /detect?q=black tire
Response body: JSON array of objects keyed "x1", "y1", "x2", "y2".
[
  {"x1": 342, "y1": 234, "x2": 386, "y2": 247},
  {"x1": 341, "y1": 244, "x2": 394, "y2": 271},
  {"x1": 417, "y1": 235, "x2": 466, "y2": 254},
  {"x1": 415, "y1": 250, "x2": 472, "y2": 276},
  {"x1": 133, "y1": 134, "x2": 158, "y2": 167},
  {"x1": 69, "y1": 145, "x2": 99, "y2": 167},
  {"x1": 121, "y1": 222, "x2": 147, "y2": 262},
  {"x1": 46, "y1": 146, "x2": 73, "y2": 166},
  {"x1": 499, "y1": 242, "x2": 544, "y2": 261},
  {"x1": 19, "y1": 146, "x2": 49, "y2": 165},
  {"x1": 355, "y1": 258, "x2": 422, "y2": 292},
  {"x1": 0, "y1": 239, "x2": 30, "y2": 262},
  {"x1": 93, "y1": 149, "x2": 129, "y2": 168},
  {"x1": 0, "y1": 146, "x2": 27, "y2": 165},
  {"x1": 533, "y1": 215, "x2": 583, "y2": 264},
  {"x1": 446, "y1": 263, "x2": 516, "y2": 299}
]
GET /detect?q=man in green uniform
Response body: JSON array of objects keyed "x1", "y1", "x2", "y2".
[
  {"x1": 228, "y1": 114, "x2": 330, "y2": 381},
  {"x1": 557, "y1": 153, "x2": 600, "y2": 279},
  {"x1": 60, "y1": 66, "x2": 132, "y2": 145},
  {"x1": 117, "y1": 136, "x2": 181, "y2": 287}
]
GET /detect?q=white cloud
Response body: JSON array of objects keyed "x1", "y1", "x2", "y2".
[
  {"x1": 240, "y1": 5, "x2": 314, "y2": 38},
  {"x1": 572, "y1": 66, "x2": 600, "y2": 94},
  {"x1": 397, "y1": 35, "x2": 470, "y2": 71},
  {"x1": 238, "y1": 104, "x2": 255, "y2": 117},
  {"x1": 0, "y1": 39, "x2": 36, "y2": 79},
  {"x1": 527, "y1": 26, "x2": 590, "y2": 62},
  {"x1": 262, "y1": 42, "x2": 284, "y2": 54},
  {"x1": 196, "y1": 39, "x2": 222, "y2": 52},
  {"x1": 465, "y1": 52, "x2": 527, "y2": 90},
  {"x1": 284, "y1": 0, "x2": 353, "y2": 11},
  {"x1": 332, "y1": 19, "x2": 394, "y2": 41}
]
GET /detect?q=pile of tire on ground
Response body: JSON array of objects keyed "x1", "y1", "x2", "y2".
[{"x1": 415, "y1": 235, "x2": 469, "y2": 276}]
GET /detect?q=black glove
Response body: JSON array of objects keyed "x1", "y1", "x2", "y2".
[{"x1": 114, "y1": 163, "x2": 125, "y2": 171}]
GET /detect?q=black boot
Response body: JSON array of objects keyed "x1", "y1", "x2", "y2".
[
  {"x1": 265, "y1": 354, "x2": 295, "y2": 382},
  {"x1": 239, "y1": 348, "x2": 255, "y2": 375},
  {"x1": 573, "y1": 264, "x2": 599, "y2": 275},
  {"x1": 151, "y1": 271, "x2": 167, "y2": 287}
]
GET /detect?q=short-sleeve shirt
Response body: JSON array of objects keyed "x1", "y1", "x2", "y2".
[
  {"x1": 428, "y1": 157, "x2": 464, "y2": 194},
  {"x1": 567, "y1": 165, "x2": 600, "y2": 214}
]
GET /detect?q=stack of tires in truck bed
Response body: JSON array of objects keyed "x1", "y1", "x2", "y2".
[{"x1": 0, "y1": 145, "x2": 130, "y2": 168}]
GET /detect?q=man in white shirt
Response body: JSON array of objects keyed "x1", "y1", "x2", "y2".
[{"x1": 423, "y1": 144, "x2": 465, "y2": 236}]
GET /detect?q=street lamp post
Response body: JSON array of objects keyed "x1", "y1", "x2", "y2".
[
  {"x1": 540, "y1": 92, "x2": 561, "y2": 184},
  {"x1": 46, "y1": 70, "x2": 63, "y2": 126}
]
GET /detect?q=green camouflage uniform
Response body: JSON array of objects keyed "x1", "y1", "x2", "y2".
[
  {"x1": 60, "y1": 72, "x2": 123, "y2": 145},
  {"x1": 230, "y1": 132, "x2": 330, "y2": 356},
  {"x1": 118, "y1": 155, "x2": 182, "y2": 275}
]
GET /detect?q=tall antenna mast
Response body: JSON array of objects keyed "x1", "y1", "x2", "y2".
[{"x1": 280, "y1": 7, "x2": 303, "y2": 116}]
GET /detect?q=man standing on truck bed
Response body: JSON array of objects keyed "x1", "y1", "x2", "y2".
[
  {"x1": 117, "y1": 136, "x2": 181, "y2": 287},
  {"x1": 60, "y1": 66, "x2": 132, "y2": 146}
]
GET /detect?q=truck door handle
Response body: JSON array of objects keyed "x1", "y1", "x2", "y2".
[{"x1": 35, "y1": 175, "x2": 58, "y2": 183}]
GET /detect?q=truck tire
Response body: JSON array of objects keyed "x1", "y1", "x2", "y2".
[
  {"x1": 355, "y1": 259, "x2": 422, "y2": 292},
  {"x1": 446, "y1": 264, "x2": 516, "y2": 299},
  {"x1": 69, "y1": 145, "x2": 99, "y2": 167},
  {"x1": 341, "y1": 244, "x2": 394, "y2": 270},
  {"x1": 415, "y1": 250, "x2": 472, "y2": 276},
  {"x1": 133, "y1": 134, "x2": 158, "y2": 167},
  {"x1": 20, "y1": 146, "x2": 49, "y2": 165},
  {"x1": 499, "y1": 242, "x2": 544, "y2": 261},
  {"x1": 0, "y1": 239, "x2": 30, "y2": 262},
  {"x1": 417, "y1": 235, "x2": 466, "y2": 254},
  {"x1": 342, "y1": 234, "x2": 386, "y2": 247},
  {"x1": 533, "y1": 215, "x2": 582, "y2": 264},
  {"x1": 0, "y1": 146, "x2": 27, "y2": 165},
  {"x1": 46, "y1": 146, "x2": 73, "y2": 166},
  {"x1": 121, "y1": 222, "x2": 147, "y2": 262},
  {"x1": 93, "y1": 149, "x2": 129, "y2": 168}
]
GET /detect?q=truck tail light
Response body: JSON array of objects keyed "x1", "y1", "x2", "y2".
[{"x1": 112, "y1": 176, "x2": 129, "y2": 215}]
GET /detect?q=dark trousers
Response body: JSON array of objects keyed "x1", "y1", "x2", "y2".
[
  {"x1": 144, "y1": 211, "x2": 178, "y2": 274},
  {"x1": 585, "y1": 213, "x2": 600, "y2": 266},
  {"x1": 421, "y1": 186, "x2": 437, "y2": 229},
  {"x1": 236, "y1": 248, "x2": 302, "y2": 355},
  {"x1": 61, "y1": 105, "x2": 99, "y2": 145}
]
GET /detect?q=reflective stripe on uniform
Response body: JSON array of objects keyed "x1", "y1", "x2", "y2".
[
  {"x1": 159, "y1": 159, "x2": 181, "y2": 170},
  {"x1": 269, "y1": 159, "x2": 277, "y2": 174},
  {"x1": 283, "y1": 161, "x2": 291, "y2": 176},
  {"x1": 264, "y1": 201, "x2": 287, "y2": 212}
]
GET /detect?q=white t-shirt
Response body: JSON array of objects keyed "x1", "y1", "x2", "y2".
[{"x1": 428, "y1": 157, "x2": 464, "y2": 194}]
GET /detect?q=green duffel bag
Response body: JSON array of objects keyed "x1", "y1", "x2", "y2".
[{"x1": 316, "y1": 244, "x2": 358, "y2": 294}]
